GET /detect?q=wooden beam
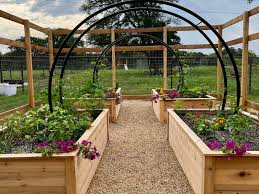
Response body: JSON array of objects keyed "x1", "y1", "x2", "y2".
[
  {"x1": 249, "y1": 32, "x2": 259, "y2": 41},
  {"x1": 48, "y1": 29, "x2": 54, "y2": 69},
  {"x1": 111, "y1": 29, "x2": 116, "y2": 90},
  {"x1": 0, "y1": 37, "x2": 48, "y2": 52},
  {"x1": 52, "y1": 25, "x2": 220, "y2": 35},
  {"x1": 52, "y1": 29, "x2": 111, "y2": 35},
  {"x1": 249, "y1": 6, "x2": 259, "y2": 17},
  {"x1": 226, "y1": 37, "x2": 243, "y2": 46},
  {"x1": 222, "y1": 15, "x2": 243, "y2": 29},
  {"x1": 24, "y1": 20, "x2": 35, "y2": 108},
  {"x1": 167, "y1": 25, "x2": 219, "y2": 31},
  {"x1": 217, "y1": 25, "x2": 223, "y2": 99},
  {"x1": 0, "y1": 10, "x2": 48, "y2": 34},
  {"x1": 0, "y1": 10, "x2": 24, "y2": 25},
  {"x1": 0, "y1": 37, "x2": 25, "y2": 48},
  {"x1": 53, "y1": 43, "x2": 219, "y2": 54},
  {"x1": 241, "y1": 11, "x2": 249, "y2": 106},
  {"x1": 163, "y1": 27, "x2": 167, "y2": 89},
  {"x1": 28, "y1": 22, "x2": 48, "y2": 34}
]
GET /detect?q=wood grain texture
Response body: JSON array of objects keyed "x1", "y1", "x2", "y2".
[
  {"x1": 168, "y1": 110, "x2": 209, "y2": 194},
  {"x1": 168, "y1": 109, "x2": 259, "y2": 194},
  {"x1": 75, "y1": 110, "x2": 109, "y2": 194},
  {"x1": 0, "y1": 110, "x2": 109, "y2": 194}
]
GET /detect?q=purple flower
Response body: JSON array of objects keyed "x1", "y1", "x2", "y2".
[
  {"x1": 234, "y1": 146, "x2": 246, "y2": 156},
  {"x1": 36, "y1": 141, "x2": 48, "y2": 148},
  {"x1": 56, "y1": 140, "x2": 77, "y2": 153},
  {"x1": 81, "y1": 140, "x2": 89, "y2": 146},
  {"x1": 169, "y1": 89, "x2": 180, "y2": 99},
  {"x1": 207, "y1": 140, "x2": 221, "y2": 150},
  {"x1": 225, "y1": 140, "x2": 235, "y2": 150},
  {"x1": 243, "y1": 142, "x2": 252, "y2": 151},
  {"x1": 89, "y1": 154, "x2": 96, "y2": 160}
]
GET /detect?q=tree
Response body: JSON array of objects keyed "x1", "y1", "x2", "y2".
[
  {"x1": 81, "y1": 0, "x2": 181, "y2": 75},
  {"x1": 80, "y1": 0, "x2": 180, "y2": 46}
]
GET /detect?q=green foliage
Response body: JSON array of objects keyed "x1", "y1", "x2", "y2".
[
  {"x1": 225, "y1": 113, "x2": 254, "y2": 143},
  {"x1": 180, "y1": 84, "x2": 208, "y2": 98},
  {"x1": 0, "y1": 105, "x2": 92, "y2": 154}
]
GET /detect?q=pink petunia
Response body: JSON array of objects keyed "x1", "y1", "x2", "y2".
[{"x1": 225, "y1": 140, "x2": 235, "y2": 150}]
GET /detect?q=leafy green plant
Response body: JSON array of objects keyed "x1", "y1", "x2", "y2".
[{"x1": 0, "y1": 105, "x2": 92, "y2": 155}]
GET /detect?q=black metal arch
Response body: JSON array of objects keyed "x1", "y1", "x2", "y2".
[
  {"x1": 48, "y1": 0, "x2": 240, "y2": 112},
  {"x1": 92, "y1": 34, "x2": 184, "y2": 90}
]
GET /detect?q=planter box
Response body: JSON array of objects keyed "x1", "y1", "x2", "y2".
[
  {"x1": 168, "y1": 109, "x2": 259, "y2": 194},
  {"x1": 152, "y1": 89, "x2": 217, "y2": 123},
  {"x1": 0, "y1": 109, "x2": 109, "y2": 194},
  {"x1": 105, "y1": 88, "x2": 122, "y2": 123}
]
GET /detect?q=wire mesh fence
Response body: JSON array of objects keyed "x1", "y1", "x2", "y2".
[{"x1": 0, "y1": 54, "x2": 258, "y2": 112}]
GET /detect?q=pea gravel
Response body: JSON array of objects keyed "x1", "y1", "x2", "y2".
[{"x1": 87, "y1": 100, "x2": 194, "y2": 194}]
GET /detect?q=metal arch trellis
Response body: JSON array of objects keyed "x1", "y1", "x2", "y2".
[
  {"x1": 92, "y1": 33, "x2": 184, "y2": 91},
  {"x1": 56, "y1": 8, "x2": 228, "y2": 109},
  {"x1": 48, "y1": 0, "x2": 240, "y2": 112},
  {"x1": 59, "y1": 8, "x2": 228, "y2": 108}
]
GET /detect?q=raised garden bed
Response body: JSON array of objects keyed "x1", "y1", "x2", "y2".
[
  {"x1": 104, "y1": 88, "x2": 122, "y2": 123},
  {"x1": 168, "y1": 109, "x2": 259, "y2": 194},
  {"x1": 152, "y1": 89, "x2": 217, "y2": 123},
  {"x1": 0, "y1": 109, "x2": 109, "y2": 194}
]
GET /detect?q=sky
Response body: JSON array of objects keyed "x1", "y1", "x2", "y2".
[{"x1": 0, "y1": 0, "x2": 258, "y2": 55}]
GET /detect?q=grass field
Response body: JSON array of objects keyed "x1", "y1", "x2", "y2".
[{"x1": 0, "y1": 65, "x2": 258, "y2": 112}]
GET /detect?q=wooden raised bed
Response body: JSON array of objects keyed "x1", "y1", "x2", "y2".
[
  {"x1": 168, "y1": 109, "x2": 259, "y2": 194},
  {"x1": 152, "y1": 89, "x2": 217, "y2": 123},
  {"x1": 0, "y1": 109, "x2": 109, "y2": 194},
  {"x1": 104, "y1": 88, "x2": 122, "y2": 123}
]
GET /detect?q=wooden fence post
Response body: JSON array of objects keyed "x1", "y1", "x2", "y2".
[
  {"x1": 48, "y1": 29, "x2": 54, "y2": 69},
  {"x1": 217, "y1": 25, "x2": 223, "y2": 99},
  {"x1": 241, "y1": 11, "x2": 249, "y2": 106},
  {"x1": 111, "y1": 29, "x2": 116, "y2": 90},
  {"x1": 163, "y1": 26, "x2": 168, "y2": 89},
  {"x1": 24, "y1": 20, "x2": 35, "y2": 108}
]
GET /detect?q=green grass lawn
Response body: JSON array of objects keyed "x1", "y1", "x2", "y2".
[{"x1": 0, "y1": 66, "x2": 258, "y2": 112}]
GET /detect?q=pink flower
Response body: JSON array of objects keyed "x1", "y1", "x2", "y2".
[
  {"x1": 89, "y1": 154, "x2": 96, "y2": 160},
  {"x1": 36, "y1": 141, "x2": 48, "y2": 148},
  {"x1": 243, "y1": 142, "x2": 252, "y2": 151},
  {"x1": 207, "y1": 140, "x2": 221, "y2": 150},
  {"x1": 225, "y1": 140, "x2": 235, "y2": 150},
  {"x1": 234, "y1": 146, "x2": 246, "y2": 156},
  {"x1": 81, "y1": 140, "x2": 88, "y2": 146}
]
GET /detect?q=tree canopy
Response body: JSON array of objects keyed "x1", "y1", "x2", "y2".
[{"x1": 80, "y1": 0, "x2": 180, "y2": 47}]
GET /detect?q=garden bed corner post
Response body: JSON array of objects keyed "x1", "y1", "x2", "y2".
[
  {"x1": 217, "y1": 25, "x2": 223, "y2": 99},
  {"x1": 163, "y1": 26, "x2": 167, "y2": 89},
  {"x1": 241, "y1": 11, "x2": 249, "y2": 106},
  {"x1": 111, "y1": 29, "x2": 116, "y2": 90},
  {"x1": 24, "y1": 20, "x2": 35, "y2": 108}
]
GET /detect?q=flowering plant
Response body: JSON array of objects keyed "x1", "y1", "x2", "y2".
[
  {"x1": 35, "y1": 139, "x2": 100, "y2": 160},
  {"x1": 77, "y1": 140, "x2": 100, "y2": 160},
  {"x1": 207, "y1": 139, "x2": 252, "y2": 157}
]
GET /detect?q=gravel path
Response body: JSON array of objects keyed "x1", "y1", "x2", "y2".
[{"x1": 87, "y1": 100, "x2": 194, "y2": 194}]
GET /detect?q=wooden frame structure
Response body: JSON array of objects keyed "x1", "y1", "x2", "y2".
[{"x1": 0, "y1": 7, "x2": 259, "y2": 112}]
